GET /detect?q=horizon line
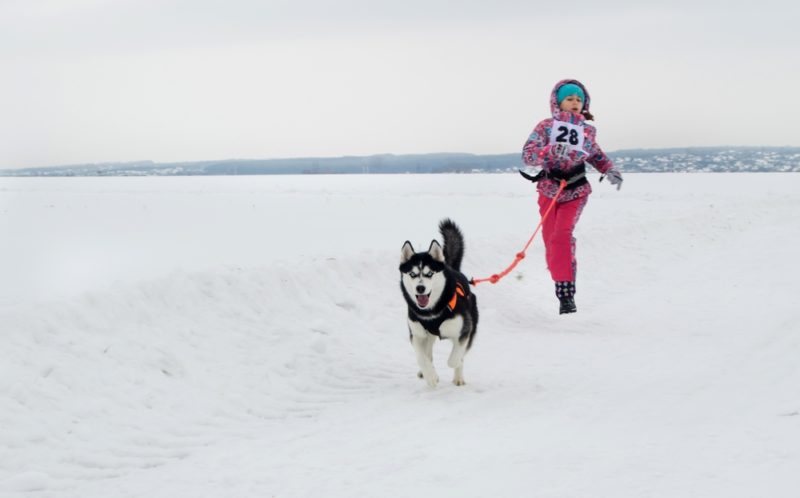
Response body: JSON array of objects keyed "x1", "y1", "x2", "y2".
[{"x1": 4, "y1": 145, "x2": 800, "y2": 171}]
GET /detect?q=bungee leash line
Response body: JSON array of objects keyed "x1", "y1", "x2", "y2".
[{"x1": 470, "y1": 179, "x2": 567, "y2": 286}]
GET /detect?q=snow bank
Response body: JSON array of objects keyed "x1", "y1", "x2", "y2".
[{"x1": 1, "y1": 173, "x2": 798, "y2": 497}]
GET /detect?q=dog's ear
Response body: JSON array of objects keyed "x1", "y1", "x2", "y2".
[
  {"x1": 428, "y1": 240, "x2": 445, "y2": 263},
  {"x1": 400, "y1": 241, "x2": 415, "y2": 264}
]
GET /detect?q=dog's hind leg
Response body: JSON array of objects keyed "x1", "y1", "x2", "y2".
[
  {"x1": 448, "y1": 339, "x2": 468, "y2": 386},
  {"x1": 453, "y1": 364, "x2": 465, "y2": 386}
]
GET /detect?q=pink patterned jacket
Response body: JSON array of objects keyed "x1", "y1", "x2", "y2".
[{"x1": 521, "y1": 79, "x2": 614, "y2": 202}]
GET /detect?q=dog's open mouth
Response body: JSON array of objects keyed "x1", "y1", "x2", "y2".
[{"x1": 415, "y1": 294, "x2": 430, "y2": 308}]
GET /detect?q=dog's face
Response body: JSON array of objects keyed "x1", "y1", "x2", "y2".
[{"x1": 399, "y1": 240, "x2": 446, "y2": 311}]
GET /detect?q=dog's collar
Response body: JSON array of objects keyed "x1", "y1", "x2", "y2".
[{"x1": 447, "y1": 283, "x2": 467, "y2": 311}]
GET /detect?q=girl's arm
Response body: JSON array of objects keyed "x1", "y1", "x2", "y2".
[
  {"x1": 584, "y1": 126, "x2": 614, "y2": 173},
  {"x1": 521, "y1": 120, "x2": 553, "y2": 168}
]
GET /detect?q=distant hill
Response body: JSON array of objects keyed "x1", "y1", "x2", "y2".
[{"x1": 2, "y1": 147, "x2": 799, "y2": 176}]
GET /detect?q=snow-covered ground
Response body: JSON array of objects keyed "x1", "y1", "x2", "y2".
[{"x1": 1, "y1": 173, "x2": 799, "y2": 497}]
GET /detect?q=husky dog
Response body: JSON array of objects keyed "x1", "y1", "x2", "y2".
[{"x1": 399, "y1": 219, "x2": 479, "y2": 387}]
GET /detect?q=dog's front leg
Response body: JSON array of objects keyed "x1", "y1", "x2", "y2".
[
  {"x1": 439, "y1": 315, "x2": 468, "y2": 386},
  {"x1": 412, "y1": 335, "x2": 439, "y2": 387},
  {"x1": 409, "y1": 323, "x2": 438, "y2": 387}
]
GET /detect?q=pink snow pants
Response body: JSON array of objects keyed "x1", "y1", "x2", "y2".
[{"x1": 538, "y1": 193, "x2": 588, "y2": 282}]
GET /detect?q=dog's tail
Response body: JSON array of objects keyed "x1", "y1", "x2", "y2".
[{"x1": 439, "y1": 218, "x2": 465, "y2": 271}]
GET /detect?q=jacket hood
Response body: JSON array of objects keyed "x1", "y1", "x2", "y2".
[{"x1": 550, "y1": 79, "x2": 591, "y2": 119}]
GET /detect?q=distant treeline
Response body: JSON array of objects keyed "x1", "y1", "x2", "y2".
[
  {"x1": 201, "y1": 153, "x2": 518, "y2": 175},
  {"x1": 3, "y1": 147, "x2": 799, "y2": 176}
]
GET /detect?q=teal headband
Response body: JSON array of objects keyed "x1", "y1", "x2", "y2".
[{"x1": 557, "y1": 83, "x2": 585, "y2": 104}]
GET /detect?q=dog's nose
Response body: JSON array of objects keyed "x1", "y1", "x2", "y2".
[{"x1": 416, "y1": 285, "x2": 426, "y2": 294}]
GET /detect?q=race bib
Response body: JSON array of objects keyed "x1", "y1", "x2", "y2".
[{"x1": 549, "y1": 120, "x2": 585, "y2": 152}]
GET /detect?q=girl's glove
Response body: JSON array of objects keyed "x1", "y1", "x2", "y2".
[
  {"x1": 549, "y1": 143, "x2": 570, "y2": 159},
  {"x1": 601, "y1": 168, "x2": 623, "y2": 190}
]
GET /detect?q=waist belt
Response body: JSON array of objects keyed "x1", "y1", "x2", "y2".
[{"x1": 519, "y1": 163, "x2": 588, "y2": 190}]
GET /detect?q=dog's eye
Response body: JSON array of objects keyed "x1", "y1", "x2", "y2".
[
  {"x1": 409, "y1": 272, "x2": 418, "y2": 278},
  {"x1": 424, "y1": 271, "x2": 434, "y2": 278}
]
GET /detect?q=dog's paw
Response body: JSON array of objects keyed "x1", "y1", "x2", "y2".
[
  {"x1": 453, "y1": 377, "x2": 466, "y2": 386},
  {"x1": 425, "y1": 373, "x2": 439, "y2": 388},
  {"x1": 417, "y1": 371, "x2": 424, "y2": 379}
]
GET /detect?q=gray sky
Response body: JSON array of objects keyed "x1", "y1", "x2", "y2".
[{"x1": 1, "y1": 0, "x2": 798, "y2": 169}]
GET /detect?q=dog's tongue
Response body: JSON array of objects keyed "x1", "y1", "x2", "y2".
[{"x1": 416, "y1": 294, "x2": 430, "y2": 307}]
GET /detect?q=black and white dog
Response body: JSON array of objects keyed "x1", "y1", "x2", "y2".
[{"x1": 399, "y1": 219, "x2": 479, "y2": 387}]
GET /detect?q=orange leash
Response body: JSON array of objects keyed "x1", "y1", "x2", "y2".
[{"x1": 470, "y1": 179, "x2": 567, "y2": 286}]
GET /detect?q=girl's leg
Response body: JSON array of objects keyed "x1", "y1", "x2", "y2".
[
  {"x1": 539, "y1": 195, "x2": 588, "y2": 282},
  {"x1": 538, "y1": 193, "x2": 559, "y2": 274}
]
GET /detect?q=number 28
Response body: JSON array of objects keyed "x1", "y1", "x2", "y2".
[{"x1": 556, "y1": 126, "x2": 579, "y2": 145}]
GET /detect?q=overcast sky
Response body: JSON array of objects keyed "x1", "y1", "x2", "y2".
[{"x1": 1, "y1": 0, "x2": 798, "y2": 169}]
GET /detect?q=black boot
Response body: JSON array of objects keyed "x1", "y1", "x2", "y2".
[
  {"x1": 555, "y1": 281, "x2": 577, "y2": 315},
  {"x1": 558, "y1": 296, "x2": 577, "y2": 314}
]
